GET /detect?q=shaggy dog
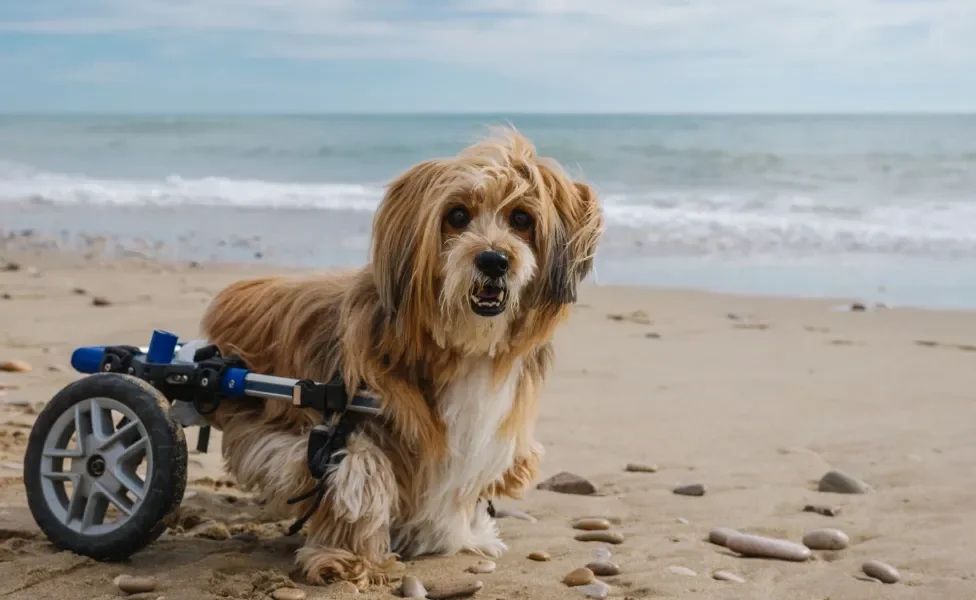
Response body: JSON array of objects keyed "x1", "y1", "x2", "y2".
[{"x1": 196, "y1": 127, "x2": 603, "y2": 589}]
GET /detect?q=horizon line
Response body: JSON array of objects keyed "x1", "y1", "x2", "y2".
[{"x1": 2, "y1": 109, "x2": 976, "y2": 117}]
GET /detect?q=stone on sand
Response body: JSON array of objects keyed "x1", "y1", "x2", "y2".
[{"x1": 536, "y1": 472, "x2": 596, "y2": 495}]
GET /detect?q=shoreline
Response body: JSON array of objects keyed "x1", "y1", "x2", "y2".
[{"x1": 5, "y1": 224, "x2": 976, "y2": 315}]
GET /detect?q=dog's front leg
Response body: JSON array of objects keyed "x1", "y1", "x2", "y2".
[
  {"x1": 295, "y1": 433, "x2": 400, "y2": 590},
  {"x1": 484, "y1": 440, "x2": 543, "y2": 500}
]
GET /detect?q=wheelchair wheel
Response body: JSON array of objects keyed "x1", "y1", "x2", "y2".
[{"x1": 24, "y1": 373, "x2": 188, "y2": 561}]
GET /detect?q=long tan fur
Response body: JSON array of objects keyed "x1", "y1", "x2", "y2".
[{"x1": 198, "y1": 127, "x2": 603, "y2": 589}]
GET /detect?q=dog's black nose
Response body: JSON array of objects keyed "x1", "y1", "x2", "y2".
[{"x1": 475, "y1": 250, "x2": 509, "y2": 278}]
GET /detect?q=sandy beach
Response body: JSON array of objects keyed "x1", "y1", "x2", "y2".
[{"x1": 2, "y1": 246, "x2": 976, "y2": 600}]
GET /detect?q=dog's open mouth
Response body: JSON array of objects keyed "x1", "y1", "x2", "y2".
[{"x1": 470, "y1": 282, "x2": 506, "y2": 317}]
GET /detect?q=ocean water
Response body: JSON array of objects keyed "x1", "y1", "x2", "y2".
[{"x1": 2, "y1": 114, "x2": 976, "y2": 309}]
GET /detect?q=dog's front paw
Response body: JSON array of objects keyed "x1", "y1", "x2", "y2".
[{"x1": 463, "y1": 536, "x2": 508, "y2": 559}]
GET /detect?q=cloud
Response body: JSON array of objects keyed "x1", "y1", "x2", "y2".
[{"x1": 1, "y1": 0, "x2": 974, "y2": 89}]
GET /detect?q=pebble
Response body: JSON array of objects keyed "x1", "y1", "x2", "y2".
[
  {"x1": 585, "y1": 561, "x2": 620, "y2": 576},
  {"x1": 562, "y1": 568, "x2": 595, "y2": 587},
  {"x1": 726, "y1": 533, "x2": 812, "y2": 562},
  {"x1": 802, "y1": 528, "x2": 850, "y2": 550},
  {"x1": 577, "y1": 581, "x2": 611, "y2": 599},
  {"x1": 590, "y1": 547, "x2": 612, "y2": 562},
  {"x1": 708, "y1": 527, "x2": 740, "y2": 547},
  {"x1": 72, "y1": 287, "x2": 87, "y2": 295},
  {"x1": 334, "y1": 581, "x2": 359, "y2": 594},
  {"x1": 467, "y1": 560, "x2": 496, "y2": 574},
  {"x1": 0, "y1": 360, "x2": 32, "y2": 373},
  {"x1": 271, "y1": 588, "x2": 306, "y2": 600},
  {"x1": 572, "y1": 517, "x2": 612, "y2": 531},
  {"x1": 527, "y1": 551, "x2": 551, "y2": 561},
  {"x1": 91, "y1": 296, "x2": 112, "y2": 306},
  {"x1": 425, "y1": 580, "x2": 483, "y2": 599},
  {"x1": 676, "y1": 517, "x2": 689, "y2": 525},
  {"x1": 400, "y1": 575, "x2": 427, "y2": 598},
  {"x1": 862, "y1": 560, "x2": 900, "y2": 584},
  {"x1": 803, "y1": 504, "x2": 841, "y2": 517},
  {"x1": 673, "y1": 483, "x2": 706, "y2": 496},
  {"x1": 493, "y1": 507, "x2": 537, "y2": 522},
  {"x1": 47, "y1": 364, "x2": 66, "y2": 373},
  {"x1": 666, "y1": 566, "x2": 697, "y2": 577},
  {"x1": 3, "y1": 262, "x2": 20, "y2": 271},
  {"x1": 114, "y1": 575, "x2": 157, "y2": 594},
  {"x1": 575, "y1": 531, "x2": 624, "y2": 544},
  {"x1": 189, "y1": 520, "x2": 230, "y2": 540},
  {"x1": 536, "y1": 472, "x2": 596, "y2": 495},
  {"x1": 624, "y1": 463, "x2": 658, "y2": 473},
  {"x1": 712, "y1": 570, "x2": 745, "y2": 583},
  {"x1": 818, "y1": 470, "x2": 870, "y2": 494}
]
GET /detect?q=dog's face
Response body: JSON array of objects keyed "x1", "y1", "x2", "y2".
[{"x1": 371, "y1": 128, "x2": 603, "y2": 355}]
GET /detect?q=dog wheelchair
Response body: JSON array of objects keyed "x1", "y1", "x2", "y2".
[{"x1": 22, "y1": 329, "x2": 383, "y2": 561}]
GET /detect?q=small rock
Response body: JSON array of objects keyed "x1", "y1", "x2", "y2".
[
  {"x1": 577, "y1": 581, "x2": 611, "y2": 599},
  {"x1": 1, "y1": 293, "x2": 10, "y2": 300},
  {"x1": 425, "y1": 580, "x2": 483, "y2": 599},
  {"x1": 819, "y1": 470, "x2": 870, "y2": 494},
  {"x1": 26, "y1": 266, "x2": 39, "y2": 277},
  {"x1": 574, "y1": 531, "x2": 624, "y2": 544},
  {"x1": 862, "y1": 560, "x2": 900, "y2": 584},
  {"x1": 537, "y1": 472, "x2": 596, "y2": 495},
  {"x1": 803, "y1": 504, "x2": 841, "y2": 517},
  {"x1": 527, "y1": 551, "x2": 551, "y2": 562},
  {"x1": 72, "y1": 287, "x2": 87, "y2": 295},
  {"x1": 189, "y1": 520, "x2": 230, "y2": 540},
  {"x1": 91, "y1": 296, "x2": 112, "y2": 307},
  {"x1": 624, "y1": 463, "x2": 658, "y2": 473},
  {"x1": 0, "y1": 360, "x2": 32, "y2": 373},
  {"x1": 666, "y1": 566, "x2": 697, "y2": 577},
  {"x1": 333, "y1": 581, "x2": 359, "y2": 594},
  {"x1": 563, "y1": 567, "x2": 595, "y2": 587},
  {"x1": 494, "y1": 507, "x2": 537, "y2": 522},
  {"x1": 585, "y1": 561, "x2": 620, "y2": 577},
  {"x1": 850, "y1": 302, "x2": 867, "y2": 312},
  {"x1": 712, "y1": 570, "x2": 745, "y2": 583},
  {"x1": 676, "y1": 518, "x2": 689, "y2": 525},
  {"x1": 467, "y1": 560, "x2": 495, "y2": 574},
  {"x1": 572, "y1": 517, "x2": 612, "y2": 531},
  {"x1": 673, "y1": 483, "x2": 706, "y2": 497},
  {"x1": 271, "y1": 588, "x2": 306, "y2": 600},
  {"x1": 725, "y1": 533, "x2": 812, "y2": 562},
  {"x1": 46, "y1": 364, "x2": 66, "y2": 373},
  {"x1": 114, "y1": 575, "x2": 157, "y2": 594},
  {"x1": 802, "y1": 528, "x2": 850, "y2": 550},
  {"x1": 590, "y1": 547, "x2": 612, "y2": 561},
  {"x1": 400, "y1": 575, "x2": 427, "y2": 598},
  {"x1": 3, "y1": 262, "x2": 20, "y2": 271}
]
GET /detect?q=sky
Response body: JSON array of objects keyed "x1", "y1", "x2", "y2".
[{"x1": 0, "y1": 0, "x2": 974, "y2": 113}]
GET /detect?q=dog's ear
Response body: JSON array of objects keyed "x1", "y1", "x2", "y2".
[
  {"x1": 535, "y1": 177, "x2": 604, "y2": 307},
  {"x1": 371, "y1": 159, "x2": 449, "y2": 318}
]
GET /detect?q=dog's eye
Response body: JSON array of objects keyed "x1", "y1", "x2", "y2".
[
  {"x1": 509, "y1": 209, "x2": 534, "y2": 231},
  {"x1": 445, "y1": 206, "x2": 471, "y2": 229}
]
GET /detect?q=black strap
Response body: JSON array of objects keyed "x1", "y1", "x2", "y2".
[{"x1": 284, "y1": 411, "x2": 365, "y2": 535}]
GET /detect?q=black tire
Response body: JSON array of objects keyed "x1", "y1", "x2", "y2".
[{"x1": 24, "y1": 373, "x2": 188, "y2": 561}]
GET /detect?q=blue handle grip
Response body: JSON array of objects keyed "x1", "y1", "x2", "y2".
[{"x1": 71, "y1": 346, "x2": 107, "y2": 374}]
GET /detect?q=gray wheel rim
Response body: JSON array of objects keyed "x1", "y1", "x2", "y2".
[{"x1": 39, "y1": 397, "x2": 154, "y2": 535}]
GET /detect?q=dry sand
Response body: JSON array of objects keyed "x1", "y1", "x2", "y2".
[{"x1": 2, "y1": 249, "x2": 976, "y2": 599}]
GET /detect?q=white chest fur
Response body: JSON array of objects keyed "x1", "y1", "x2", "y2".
[
  {"x1": 393, "y1": 357, "x2": 519, "y2": 558},
  {"x1": 436, "y1": 357, "x2": 519, "y2": 500}
]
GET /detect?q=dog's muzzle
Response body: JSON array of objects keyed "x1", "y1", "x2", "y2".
[{"x1": 470, "y1": 250, "x2": 509, "y2": 317}]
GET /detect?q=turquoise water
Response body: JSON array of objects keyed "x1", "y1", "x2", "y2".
[{"x1": 3, "y1": 114, "x2": 976, "y2": 309}]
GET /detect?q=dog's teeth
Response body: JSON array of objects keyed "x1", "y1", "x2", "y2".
[{"x1": 498, "y1": 290, "x2": 505, "y2": 301}]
